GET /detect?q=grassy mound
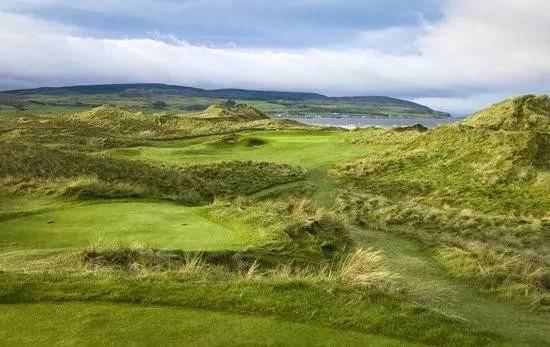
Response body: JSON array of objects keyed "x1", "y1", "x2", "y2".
[
  {"x1": 200, "y1": 197, "x2": 354, "y2": 267},
  {"x1": 212, "y1": 133, "x2": 268, "y2": 147},
  {"x1": 195, "y1": 103, "x2": 269, "y2": 121},
  {"x1": 0, "y1": 105, "x2": 311, "y2": 151},
  {"x1": 330, "y1": 123, "x2": 550, "y2": 302},
  {"x1": 465, "y1": 94, "x2": 550, "y2": 131},
  {"x1": 334, "y1": 126, "x2": 550, "y2": 203},
  {"x1": 0, "y1": 141, "x2": 307, "y2": 203}
]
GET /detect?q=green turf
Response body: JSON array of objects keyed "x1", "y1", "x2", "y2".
[
  {"x1": 116, "y1": 131, "x2": 377, "y2": 169},
  {"x1": 0, "y1": 200, "x2": 272, "y2": 251},
  {"x1": 0, "y1": 303, "x2": 411, "y2": 347}
]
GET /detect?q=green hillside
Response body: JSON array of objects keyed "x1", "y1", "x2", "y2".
[
  {"x1": 465, "y1": 94, "x2": 550, "y2": 131},
  {"x1": 0, "y1": 83, "x2": 450, "y2": 118},
  {"x1": 331, "y1": 98, "x2": 550, "y2": 305}
]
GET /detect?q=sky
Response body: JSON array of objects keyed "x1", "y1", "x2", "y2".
[{"x1": 0, "y1": 0, "x2": 549, "y2": 114}]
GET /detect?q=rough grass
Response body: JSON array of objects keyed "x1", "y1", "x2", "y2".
[
  {"x1": 0, "y1": 141, "x2": 307, "y2": 204},
  {"x1": 465, "y1": 94, "x2": 550, "y2": 131},
  {"x1": 0, "y1": 104, "x2": 313, "y2": 151},
  {"x1": 0, "y1": 272, "x2": 499, "y2": 346},
  {"x1": 347, "y1": 127, "x2": 427, "y2": 145},
  {"x1": 191, "y1": 103, "x2": 270, "y2": 120},
  {"x1": 338, "y1": 248, "x2": 398, "y2": 291},
  {"x1": 330, "y1": 123, "x2": 550, "y2": 304},
  {"x1": 201, "y1": 197, "x2": 354, "y2": 267},
  {"x1": 437, "y1": 244, "x2": 550, "y2": 303},
  {"x1": 1, "y1": 97, "x2": 548, "y2": 344}
]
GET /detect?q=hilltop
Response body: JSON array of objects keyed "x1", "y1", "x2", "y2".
[
  {"x1": 1, "y1": 83, "x2": 326, "y2": 101},
  {"x1": 465, "y1": 94, "x2": 550, "y2": 131},
  {"x1": 192, "y1": 103, "x2": 269, "y2": 121},
  {"x1": 0, "y1": 83, "x2": 450, "y2": 118}
]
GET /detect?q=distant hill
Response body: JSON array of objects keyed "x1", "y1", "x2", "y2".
[
  {"x1": 2, "y1": 83, "x2": 326, "y2": 101},
  {"x1": 464, "y1": 94, "x2": 550, "y2": 132},
  {"x1": 0, "y1": 83, "x2": 450, "y2": 118}
]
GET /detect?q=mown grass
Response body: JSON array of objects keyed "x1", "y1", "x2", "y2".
[
  {"x1": 0, "y1": 200, "x2": 271, "y2": 251},
  {"x1": 104, "y1": 129, "x2": 384, "y2": 208},
  {"x1": 0, "y1": 303, "x2": 411, "y2": 347},
  {"x1": 0, "y1": 272, "x2": 499, "y2": 346}
]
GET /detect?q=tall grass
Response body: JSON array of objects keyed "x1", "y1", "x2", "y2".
[
  {"x1": 437, "y1": 243, "x2": 550, "y2": 310},
  {"x1": 0, "y1": 104, "x2": 313, "y2": 152},
  {"x1": 464, "y1": 94, "x2": 550, "y2": 131},
  {"x1": 338, "y1": 248, "x2": 398, "y2": 291},
  {"x1": 79, "y1": 244, "x2": 399, "y2": 294},
  {"x1": 331, "y1": 121, "x2": 550, "y2": 303},
  {"x1": 0, "y1": 141, "x2": 307, "y2": 203}
]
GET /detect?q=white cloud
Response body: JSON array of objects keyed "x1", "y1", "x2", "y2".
[{"x1": 0, "y1": 0, "x2": 549, "y2": 112}]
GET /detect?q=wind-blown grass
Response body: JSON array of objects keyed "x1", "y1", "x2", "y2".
[
  {"x1": 464, "y1": 94, "x2": 550, "y2": 131},
  {"x1": 330, "y1": 111, "x2": 550, "y2": 304},
  {"x1": 0, "y1": 140, "x2": 307, "y2": 204}
]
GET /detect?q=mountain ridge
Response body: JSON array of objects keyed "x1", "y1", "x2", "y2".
[{"x1": 0, "y1": 83, "x2": 450, "y2": 118}]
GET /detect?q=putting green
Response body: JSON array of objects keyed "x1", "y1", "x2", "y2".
[{"x1": 0, "y1": 200, "x2": 270, "y2": 251}]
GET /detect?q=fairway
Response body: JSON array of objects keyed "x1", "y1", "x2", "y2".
[
  {"x1": 105, "y1": 130, "x2": 382, "y2": 169},
  {"x1": 0, "y1": 200, "x2": 272, "y2": 251},
  {"x1": 0, "y1": 303, "x2": 412, "y2": 347},
  {"x1": 103, "y1": 130, "x2": 388, "y2": 205}
]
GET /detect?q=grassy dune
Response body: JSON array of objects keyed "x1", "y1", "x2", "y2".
[
  {"x1": 330, "y1": 97, "x2": 550, "y2": 306},
  {"x1": 1, "y1": 100, "x2": 549, "y2": 345},
  {"x1": 465, "y1": 94, "x2": 550, "y2": 131}
]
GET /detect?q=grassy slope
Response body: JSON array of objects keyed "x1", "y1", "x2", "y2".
[
  {"x1": 331, "y1": 126, "x2": 550, "y2": 304},
  {"x1": 351, "y1": 226, "x2": 550, "y2": 346},
  {"x1": 0, "y1": 272, "x2": 497, "y2": 346},
  {"x1": 464, "y1": 94, "x2": 550, "y2": 132},
  {"x1": 99, "y1": 127, "x2": 550, "y2": 345},
  {"x1": 104, "y1": 130, "x2": 385, "y2": 205},
  {"x1": 4, "y1": 128, "x2": 546, "y2": 344}
]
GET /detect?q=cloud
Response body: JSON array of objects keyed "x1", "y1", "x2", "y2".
[
  {"x1": 0, "y1": 0, "x2": 549, "y2": 113},
  {"x1": 3, "y1": 0, "x2": 440, "y2": 47}
]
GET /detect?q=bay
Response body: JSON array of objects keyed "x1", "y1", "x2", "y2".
[{"x1": 288, "y1": 117, "x2": 466, "y2": 129}]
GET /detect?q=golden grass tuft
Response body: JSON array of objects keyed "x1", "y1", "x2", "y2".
[{"x1": 338, "y1": 248, "x2": 398, "y2": 290}]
